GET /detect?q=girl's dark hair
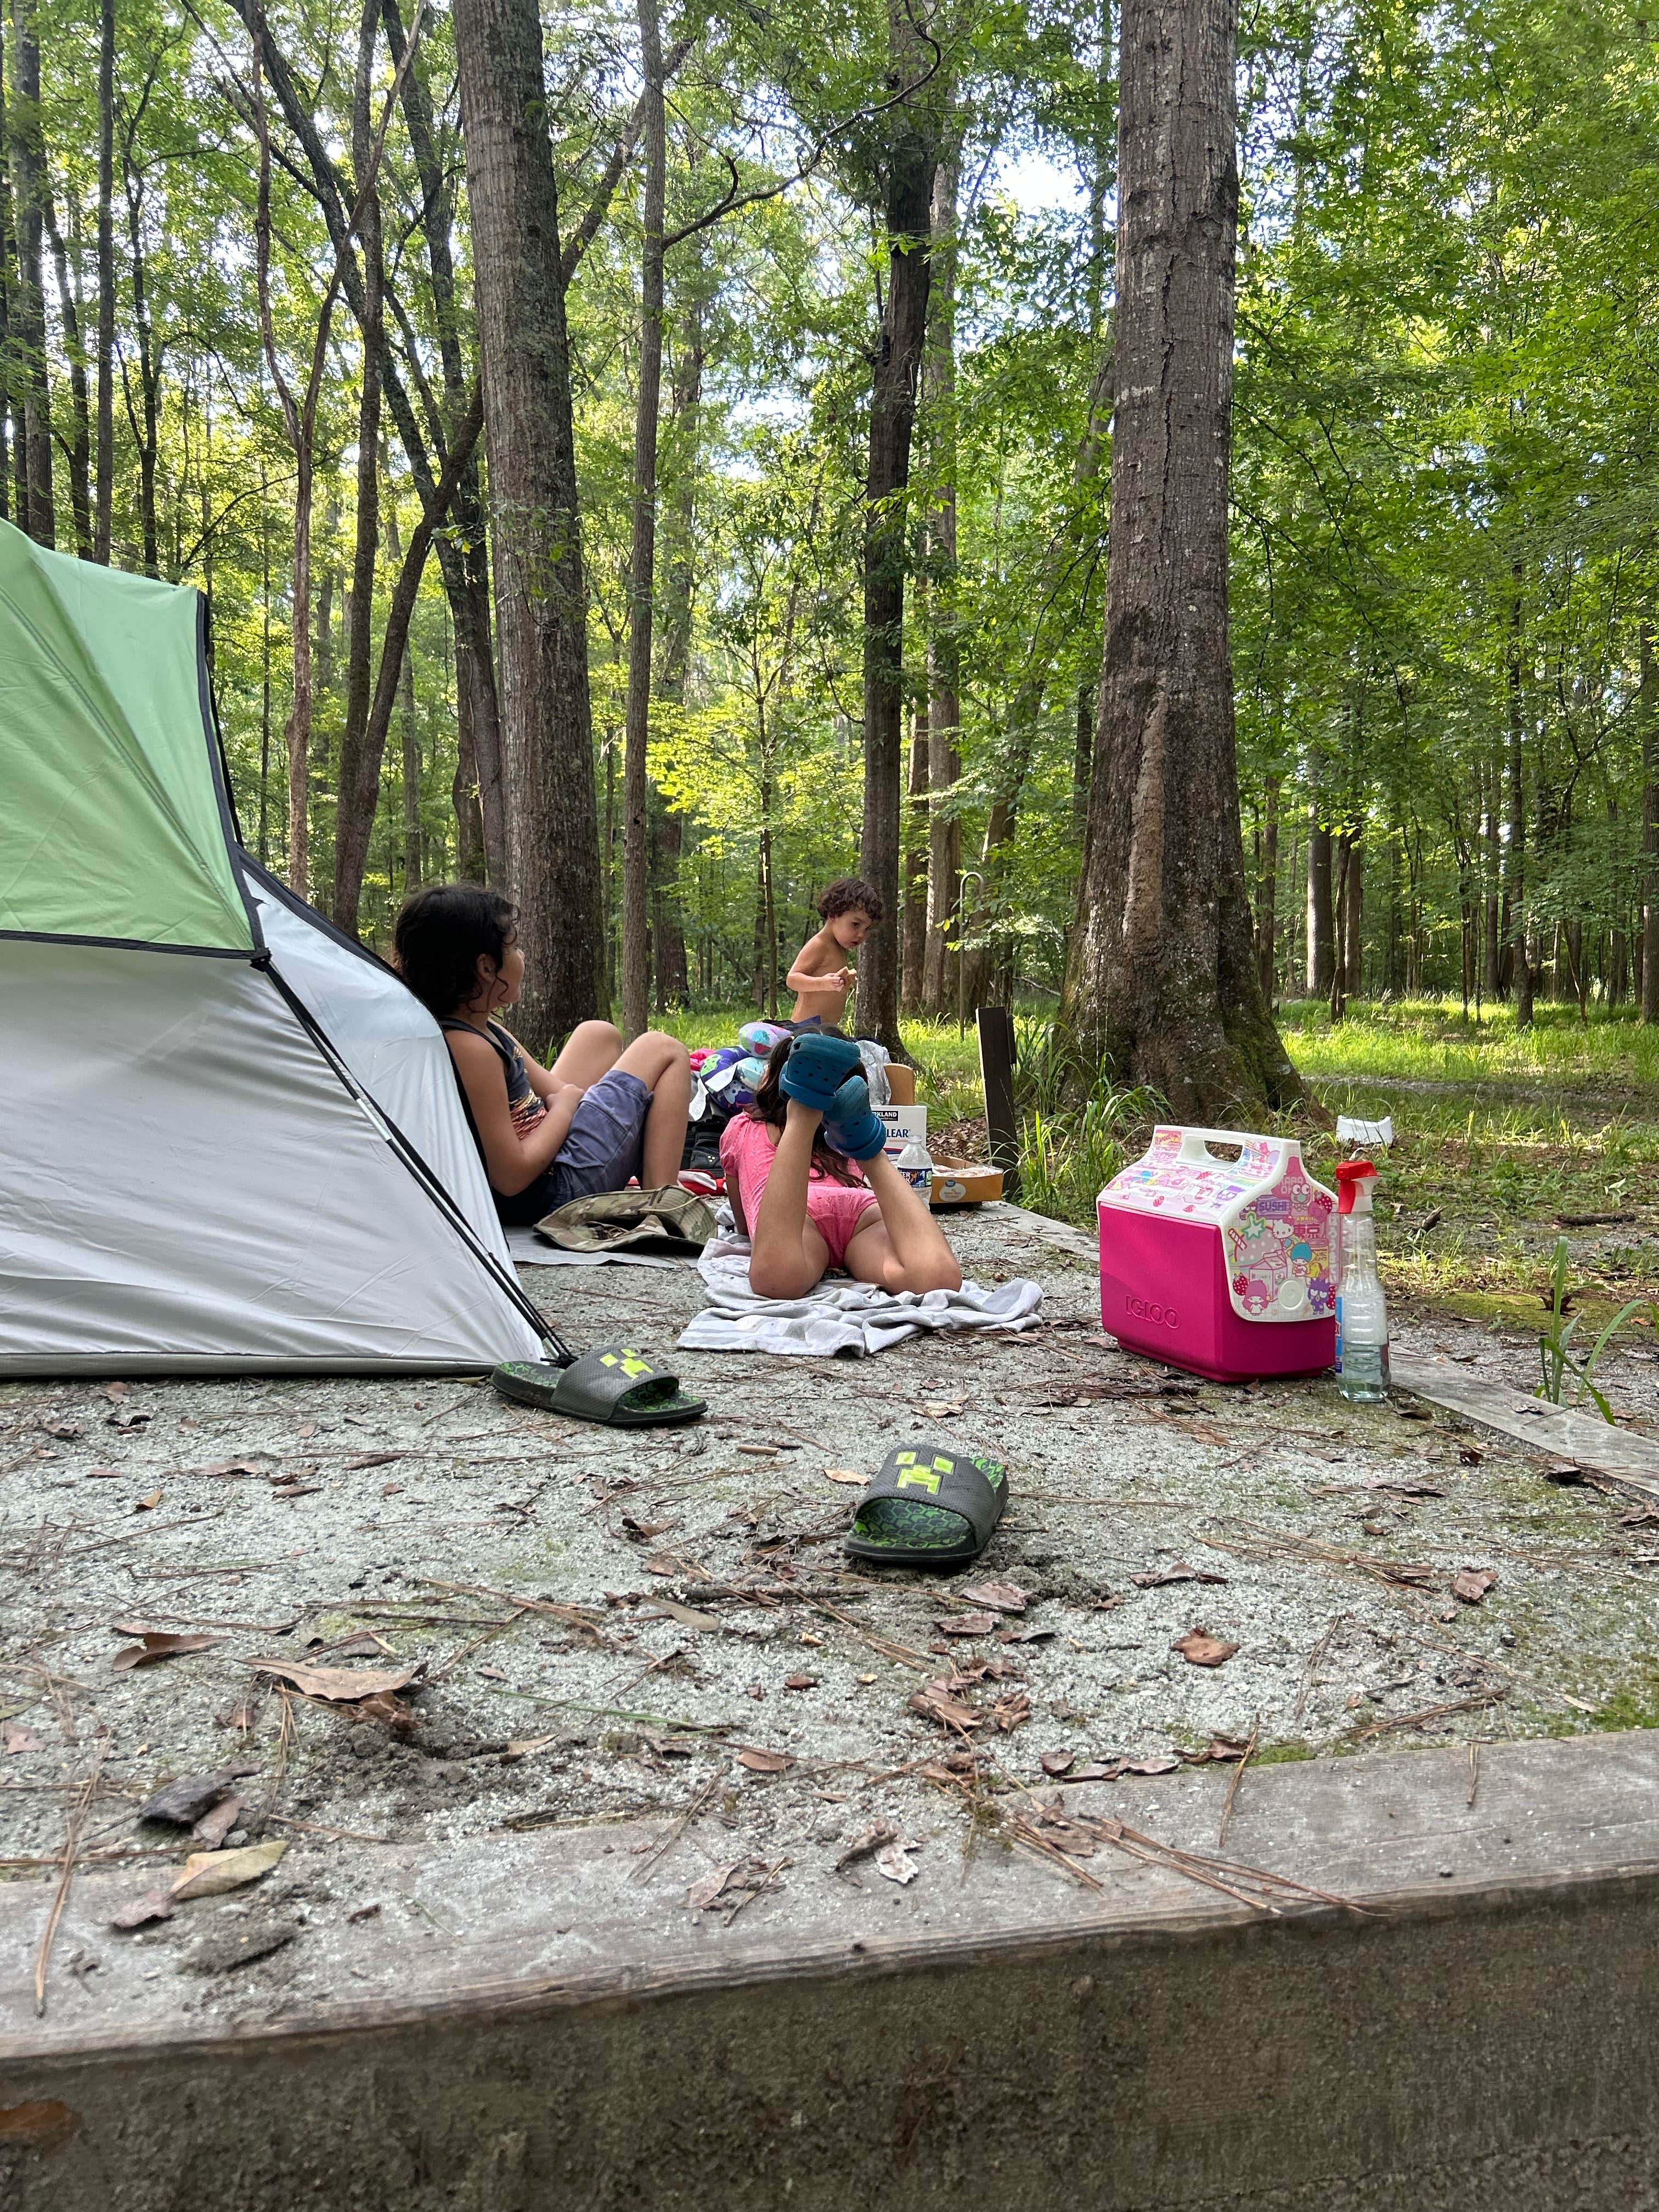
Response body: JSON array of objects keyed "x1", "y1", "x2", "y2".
[
  {"x1": 393, "y1": 883, "x2": 518, "y2": 1018},
  {"x1": 744, "y1": 1035, "x2": 862, "y2": 1184},
  {"x1": 817, "y1": 876, "x2": 883, "y2": 923}
]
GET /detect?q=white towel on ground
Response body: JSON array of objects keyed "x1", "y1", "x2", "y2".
[{"x1": 677, "y1": 1234, "x2": 1044, "y2": 1356}]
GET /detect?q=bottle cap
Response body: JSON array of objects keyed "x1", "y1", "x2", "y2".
[{"x1": 1334, "y1": 1160, "x2": 1376, "y2": 1215}]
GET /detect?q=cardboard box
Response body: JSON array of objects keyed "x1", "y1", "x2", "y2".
[
  {"x1": 875, "y1": 1105, "x2": 927, "y2": 1163},
  {"x1": 884, "y1": 1065, "x2": 917, "y2": 1107},
  {"x1": 929, "y1": 1156, "x2": 1005, "y2": 1206}
]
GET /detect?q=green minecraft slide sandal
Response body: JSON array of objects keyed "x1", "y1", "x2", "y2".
[
  {"x1": 843, "y1": 1440, "x2": 1008, "y2": 1569},
  {"x1": 491, "y1": 1347, "x2": 706, "y2": 1428}
]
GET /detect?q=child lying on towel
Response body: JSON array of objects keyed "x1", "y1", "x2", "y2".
[{"x1": 720, "y1": 1034, "x2": 961, "y2": 1299}]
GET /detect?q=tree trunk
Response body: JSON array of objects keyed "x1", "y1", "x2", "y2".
[
  {"x1": 93, "y1": 0, "x2": 112, "y2": 560},
  {"x1": 1508, "y1": 566, "x2": 1532, "y2": 1028},
  {"x1": 330, "y1": 0, "x2": 387, "y2": 933},
  {"x1": 9, "y1": 0, "x2": 53, "y2": 545},
  {"x1": 619, "y1": 0, "x2": 667, "y2": 1041},
  {"x1": 921, "y1": 149, "x2": 960, "y2": 1019},
  {"x1": 1343, "y1": 830, "x2": 1364, "y2": 998},
  {"x1": 855, "y1": 26, "x2": 937, "y2": 1054},
  {"x1": 454, "y1": 0, "x2": 603, "y2": 1052},
  {"x1": 1063, "y1": 0, "x2": 1300, "y2": 1117},
  {"x1": 1305, "y1": 808, "x2": 1332, "y2": 998},
  {"x1": 902, "y1": 702, "x2": 929, "y2": 1009},
  {"x1": 1641, "y1": 591, "x2": 1659, "y2": 1025},
  {"x1": 43, "y1": 187, "x2": 91, "y2": 557},
  {"x1": 1256, "y1": 772, "x2": 1279, "y2": 998},
  {"x1": 649, "y1": 266, "x2": 707, "y2": 1010},
  {"x1": 381, "y1": 0, "x2": 506, "y2": 889},
  {"x1": 121, "y1": 134, "x2": 159, "y2": 577}
]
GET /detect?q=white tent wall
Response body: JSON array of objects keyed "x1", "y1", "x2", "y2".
[
  {"x1": 0, "y1": 940, "x2": 544, "y2": 1373},
  {"x1": 246, "y1": 872, "x2": 511, "y2": 1269}
]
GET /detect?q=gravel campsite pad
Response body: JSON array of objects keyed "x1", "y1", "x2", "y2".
[{"x1": 5, "y1": 1202, "x2": 1659, "y2": 2008}]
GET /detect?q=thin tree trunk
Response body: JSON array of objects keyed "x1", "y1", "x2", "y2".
[
  {"x1": 1256, "y1": 772, "x2": 1279, "y2": 998},
  {"x1": 922, "y1": 148, "x2": 960, "y2": 1019},
  {"x1": 1509, "y1": 565, "x2": 1532, "y2": 1028},
  {"x1": 1306, "y1": 806, "x2": 1332, "y2": 997},
  {"x1": 454, "y1": 0, "x2": 603, "y2": 1051},
  {"x1": 650, "y1": 264, "x2": 707, "y2": 1010},
  {"x1": 1482, "y1": 749, "x2": 1502, "y2": 997},
  {"x1": 1640, "y1": 590, "x2": 1659, "y2": 1025},
  {"x1": 9, "y1": 0, "x2": 53, "y2": 545},
  {"x1": 855, "y1": 21, "x2": 938, "y2": 1054},
  {"x1": 121, "y1": 129, "x2": 159, "y2": 577},
  {"x1": 1344, "y1": 829, "x2": 1364, "y2": 998},
  {"x1": 43, "y1": 186, "x2": 90, "y2": 556},
  {"x1": 93, "y1": 0, "x2": 112, "y2": 560},
  {"x1": 331, "y1": 0, "x2": 388, "y2": 934},
  {"x1": 1063, "y1": 0, "x2": 1300, "y2": 1116},
  {"x1": 619, "y1": 0, "x2": 667, "y2": 1041},
  {"x1": 902, "y1": 702, "x2": 929, "y2": 1010}
]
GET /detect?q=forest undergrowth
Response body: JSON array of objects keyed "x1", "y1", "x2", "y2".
[{"x1": 663, "y1": 996, "x2": 1659, "y2": 1327}]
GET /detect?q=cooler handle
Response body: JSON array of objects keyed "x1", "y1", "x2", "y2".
[{"x1": 1174, "y1": 1126, "x2": 1298, "y2": 1173}]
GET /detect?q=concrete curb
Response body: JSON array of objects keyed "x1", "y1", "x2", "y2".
[{"x1": 6, "y1": 1732, "x2": 1659, "y2": 2208}]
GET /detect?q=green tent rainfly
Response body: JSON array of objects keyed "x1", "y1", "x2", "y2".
[{"x1": 0, "y1": 519, "x2": 254, "y2": 953}]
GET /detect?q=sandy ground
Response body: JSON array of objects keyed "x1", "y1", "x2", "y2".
[{"x1": 5, "y1": 1203, "x2": 1658, "y2": 1973}]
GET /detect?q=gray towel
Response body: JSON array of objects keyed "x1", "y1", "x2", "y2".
[{"x1": 677, "y1": 1235, "x2": 1043, "y2": 1356}]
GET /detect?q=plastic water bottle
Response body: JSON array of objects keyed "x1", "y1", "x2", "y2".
[
  {"x1": 1334, "y1": 1159, "x2": 1390, "y2": 1401},
  {"x1": 895, "y1": 1136, "x2": 934, "y2": 1201}
]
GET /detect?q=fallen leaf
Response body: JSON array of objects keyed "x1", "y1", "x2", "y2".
[
  {"x1": 343, "y1": 1451, "x2": 404, "y2": 1471},
  {"x1": 3, "y1": 1721, "x2": 43, "y2": 1753},
  {"x1": 920, "y1": 1397, "x2": 968, "y2": 1417},
  {"x1": 823, "y1": 1466, "x2": 867, "y2": 1487},
  {"x1": 1171, "y1": 1630, "x2": 1239, "y2": 1668},
  {"x1": 643, "y1": 1554, "x2": 680, "y2": 1577},
  {"x1": 356, "y1": 1692, "x2": 419, "y2": 1735},
  {"x1": 247, "y1": 1657, "x2": 422, "y2": 1702},
  {"x1": 875, "y1": 1838, "x2": 920, "y2": 1884},
  {"x1": 995, "y1": 1624, "x2": 1056, "y2": 1645},
  {"x1": 686, "y1": 1862, "x2": 740, "y2": 1910},
  {"x1": 1040, "y1": 1748, "x2": 1075, "y2": 1776},
  {"x1": 170, "y1": 1839, "x2": 287, "y2": 1901},
  {"x1": 990, "y1": 1692, "x2": 1032, "y2": 1733},
  {"x1": 41, "y1": 1418, "x2": 81, "y2": 1440},
  {"x1": 1131, "y1": 1561, "x2": 1228, "y2": 1588},
  {"x1": 83, "y1": 1466, "x2": 123, "y2": 1479},
  {"x1": 109, "y1": 1890, "x2": 175, "y2": 1931},
  {"x1": 909, "y1": 1681, "x2": 983, "y2": 1732},
  {"x1": 1178, "y1": 1737, "x2": 1251, "y2": 1765},
  {"x1": 112, "y1": 1631, "x2": 223, "y2": 1671},
  {"x1": 106, "y1": 1404, "x2": 150, "y2": 1430},
  {"x1": 0, "y1": 2100, "x2": 81, "y2": 2148},
  {"x1": 782, "y1": 1674, "x2": 819, "y2": 1691},
  {"x1": 503, "y1": 1733, "x2": 559, "y2": 1760},
  {"x1": 834, "y1": 1820, "x2": 899, "y2": 1871},
  {"x1": 736, "y1": 1745, "x2": 792, "y2": 1774},
  {"x1": 137, "y1": 1771, "x2": 236, "y2": 1826},
  {"x1": 477, "y1": 1664, "x2": 508, "y2": 1681},
  {"x1": 621, "y1": 1514, "x2": 679, "y2": 1542},
  {"x1": 347, "y1": 1901, "x2": 381, "y2": 1922},
  {"x1": 199, "y1": 1458, "x2": 271, "y2": 1479},
  {"x1": 1452, "y1": 1566, "x2": 1498, "y2": 1605},
  {"x1": 933, "y1": 1611, "x2": 999, "y2": 1638},
  {"x1": 191, "y1": 1797, "x2": 244, "y2": 1850},
  {"x1": 958, "y1": 1579, "x2": 1028, "y2": 1615},
  {"x1": 134, "y1": 1489, "x2": 164, "y2": 1511}
]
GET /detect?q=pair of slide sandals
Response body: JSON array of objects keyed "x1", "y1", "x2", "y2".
[
  {"x1": 845, "y1": 1438, "x2": 1008, "y2": 1569},
  {"x1": 491, "y1": 1346, "x2": 706, "y2": 1428}
]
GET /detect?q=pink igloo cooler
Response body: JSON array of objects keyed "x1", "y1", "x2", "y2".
[{"x1": 1098, "y1": 1126, "x2": 1336, "y2": 1381}]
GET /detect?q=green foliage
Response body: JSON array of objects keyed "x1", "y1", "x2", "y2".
[{"x1": 1536, "y1": 1235, "x2": 1657, "y2": 1422}]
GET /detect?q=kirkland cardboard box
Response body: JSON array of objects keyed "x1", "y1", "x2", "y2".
[{"x1": 876, "y1": 1105, "x2": 927, "y2": 1162}]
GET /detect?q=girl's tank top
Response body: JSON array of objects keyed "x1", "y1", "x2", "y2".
[{"x1": 438, "y1": 1019, "x2": 547, "y2": 1142}]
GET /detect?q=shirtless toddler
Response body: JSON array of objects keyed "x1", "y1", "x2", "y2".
[{"x1": 786, "y1": 877, "x2": 883, "y2": 1027}]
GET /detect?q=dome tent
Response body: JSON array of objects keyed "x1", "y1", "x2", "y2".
[{"x1": 0, "y1": 518, "x2": 547, "y2": 1373}]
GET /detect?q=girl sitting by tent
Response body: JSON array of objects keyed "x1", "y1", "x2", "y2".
[
  {"x1": 721, "y1": 1034, "x2": 962, "y2": 1298},
  {"x1": 394, "y1": 885, "x2": 691, "y2": 1226}
]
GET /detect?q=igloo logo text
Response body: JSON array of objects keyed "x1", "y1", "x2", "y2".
[{"x1": 1125, "y1": 1294, "x2": 1178, "y2": 1328}]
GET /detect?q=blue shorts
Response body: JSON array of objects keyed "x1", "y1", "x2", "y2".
[{"x1": 494, "y1": 1069, "x2": 652, "y2": 1226}]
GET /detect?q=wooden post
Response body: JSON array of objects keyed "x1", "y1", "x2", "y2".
[{"x1": 978, "y1": 1006, "x2": 1019, "y2": 1194}]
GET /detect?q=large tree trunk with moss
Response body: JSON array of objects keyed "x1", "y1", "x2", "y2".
[
  {"x1": 454, "y1": 0, "x2": 602, "y2": 1051},
  {"x1": 1061, "y1": 0, "x2": 1301, "y2": 1119}
]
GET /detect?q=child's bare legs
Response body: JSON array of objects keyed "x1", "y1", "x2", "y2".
[
  {"x1": 843, "y1": 1149, "x2": 962, "y2": 1294},
  {"x1": 548, "y1": 1022, "x2": 691, "y2": 1188},
  {"x1": 614, "y1": 1030, "x2": 692, "y2": 1187},
  {"x1": 749, "y1": 1099, "x2": 833, "y2": 1298}
]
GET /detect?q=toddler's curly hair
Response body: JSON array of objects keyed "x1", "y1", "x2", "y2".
[{"x1": 816, "y1": 876, "x2": 883, "y2": 923}]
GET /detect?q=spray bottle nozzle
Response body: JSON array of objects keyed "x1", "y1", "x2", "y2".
[{"x1": 1334, "y1": 1160, "x2": 1377, "y2": 1216}]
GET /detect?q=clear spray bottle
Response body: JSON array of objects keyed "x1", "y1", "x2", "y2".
[{"x1": 1333, "y1": 1159, "x2": 1390, "y2": 1401}]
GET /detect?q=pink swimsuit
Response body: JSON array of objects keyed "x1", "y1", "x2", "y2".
[{"x1": 719, "y1": 1113, "x2": 879, "y2": 1271}]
